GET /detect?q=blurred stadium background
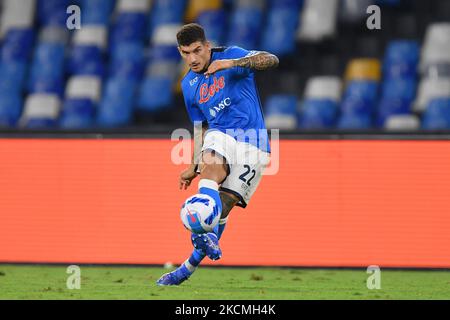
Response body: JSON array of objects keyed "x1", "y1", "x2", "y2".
[
  {"x1": 0, "y1": 0, "x2": 448, "y2": 130},
  {"x1": 1, "y1": 0, "x2": 450, "y2": 298}
]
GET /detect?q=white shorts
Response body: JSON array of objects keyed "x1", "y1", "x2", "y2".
[{"x1": 200, "y1": 130, "x2": 270, "y2": 208}]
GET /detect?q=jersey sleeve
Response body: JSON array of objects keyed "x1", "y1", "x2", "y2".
[
  {"x1": 182, "y1": 85, "x2": 206, "y2": 124},
  {"x1": 225, "y1": 46, "x2": 259, "y2": 77}
]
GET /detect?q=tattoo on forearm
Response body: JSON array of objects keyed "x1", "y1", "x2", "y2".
[{"x1": 233, "y1": 52, "x2": 279, "y2": 71}]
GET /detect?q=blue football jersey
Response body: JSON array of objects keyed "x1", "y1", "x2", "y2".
[{"x1": 181, "y1": 46, "x2": 270, "y2": 153}]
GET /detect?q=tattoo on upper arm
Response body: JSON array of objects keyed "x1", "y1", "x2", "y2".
[{"x1": 233, "y1": 51, "x2": 279, "y2": 71}]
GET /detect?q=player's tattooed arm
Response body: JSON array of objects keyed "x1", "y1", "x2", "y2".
[
  {"x1": 204, "y1": 51, "x2": 279, "y2": 77},
  {"x1": 232, "y1": 51, "x2": 279, "y2": 71}
]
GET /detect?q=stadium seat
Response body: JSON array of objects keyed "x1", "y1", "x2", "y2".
[
  {"x1": 298, "y1": 0, "x2": 338, "y2": 42},
  {"x1": 20, "y1": 94, "x2": 61, "y2": 128},
  {"x1": 65, "y1": 76, "x2": 102, "y2": 103},
  {"x1": 261, "y1": 6, "x2": 300, "y2": 56},
  {"x1": 72, "y1": 25, "x2": 108, "y2": 50},
  {"x1": 376, "y1": 98, "x2": 411, "y2": 127},
  {"x1": 420, "y1": 23, "x2": 450, "y2": 73},
  {"x1": 148, "y1": 0, "x2": 186, "y2": 39},
  {"x1": 343, "y1": 81, "x2": 379, "y2": 104},
  {"x1": 59, "y1": 98, "x2": 96, "y2": 129},
  {"x1": 383, "y1": 40, "x2": 419, "y2": 79},
  {"x1": 197, "y1": 9, "x2": 227, "y2": 46},
  {"x1": 97, "y1": 78, "x2": 137, "y2": 127},
  {"x1": 226, "y1": 7, "x2": 263, "y2": 48},
  {"x1": 137, "y1": 76, "x2": 174, "y2": 112},
  {"x1": 28, "y1": 42, "x2": 66, "y2": 95},
  {"x1": 38, "y1": 26, "x2": 70, "y2": 45},
  {"x1": 81, "y1": 0, "x2": 116, "y2": 25},
  {"x1": 68, "y1": 45, "x2": 105, "y2": 77},
  {"x1": 413, "y1": 78, "x2": 450, "y2": 113},
  {"x1": 381, "y1": 79, "x2": 416, "y2": 102},
  {"x1": 264, "y1": 95, "x2": 298, "y2": 129},
  {"x1": 422, "y1": 98, "x2": 450, "y2": 130},
  {"x1": 37, "y1": 0, "x2": 70, "y2": 27},
  {"x1": 345, "y1": 59, "x2": 381, "y2": 82},
  {"x1": 300, "y1": 99, "x2": 338, "y2": 129},
  {"x1": 62, "y1": 76, "x2": 101, "y2": 128},
  {"x1": 152, "y1": 24, "x2": 183, "y2": 46},
  {"x1": 111, "y1": 9, "x2": 150, "y2": 45},
  {"x1": 185, "y1": 0, "x2": 222, "y2": 22},
  {"x1": 337, "y1": 113, "x2": 372, "y2": 129},
  {"x1": 0, "y1": 0, "x2": 35, "y2": 38},
  {"x1": 109, "y1": 42, "x2": 145, "y2": 80},
  {"x1": 1, "y1": 28, "x2": 35, "y2": 62},
  {"x1": 0, "y1": 61, "x2": 27, "y2": 94},
  {"x1": 304, "y1": 76, "x2": 342, "y2": 102},
  {"x1": 0, "y1": 93, "x2": 23, "y2": 127},
  {"x1": 384, "y1": 114, "x2": 420, "y2": 131}
]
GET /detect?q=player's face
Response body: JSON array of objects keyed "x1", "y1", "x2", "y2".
[{"x1": 178, "y1": 41, "x2": 211, "y2": 73}]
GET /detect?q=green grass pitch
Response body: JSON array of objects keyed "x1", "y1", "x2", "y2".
[{"x1": 0, "y1": 264, "x2": 449, "y2": 300}]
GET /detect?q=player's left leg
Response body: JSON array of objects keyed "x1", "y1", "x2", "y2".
[{"x1": 188, "y1": 191, "x2": 239, "y2": 266}]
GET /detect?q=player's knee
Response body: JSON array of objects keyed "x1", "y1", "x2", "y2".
[
  {"x1": 199, "y1": 152, "x2": 227, "y2": 183},
  {"x1": 219, "y1": 192, "x2": 239, "y2": 219}
]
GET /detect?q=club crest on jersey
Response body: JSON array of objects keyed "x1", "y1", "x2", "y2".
[{"x1": 198, "y1": 76, "x2": 225, "y2": 104}]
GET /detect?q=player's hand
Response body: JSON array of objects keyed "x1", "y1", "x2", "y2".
[
  {"x1": 204, "y1": 59, "x2": 234, "y2": 78},
  {"x1": 179, "y1": 167, "x2": 198, "y2": 190}
]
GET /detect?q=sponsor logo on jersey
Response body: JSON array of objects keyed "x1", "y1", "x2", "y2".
[
  {"x1": 189, "y1": 76, "x2": 198, "y2": 86},
  {"x1": 198, "y1": 76, "x2": 225, "y2": 104},
  {"x1": 209, "y1": 98, "x2": 231, "y2": 118}
]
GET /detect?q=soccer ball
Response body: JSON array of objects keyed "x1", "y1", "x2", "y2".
[{"x1": 180, "y1": 194, "x2": 220, "y2": 234}]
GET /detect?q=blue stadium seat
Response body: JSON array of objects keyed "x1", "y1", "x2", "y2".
[
  {"x1": 137, "y1": 76, "x2": 174, "y2": 112},
  {"x1": 337, "y1": 113, "x2": 372, "y2": 129},
  {"x1": 148, "y1": 0, "x2": 187, "y2": 38},
  {"x1": 300, "y1": 99, "x2": 338, "y2": 129},
  {"x1": 110, "y1": 42, "x2": 145, "y2": 80},
  {"x1": 265, "y1": 95, "x2": 298, "y2": 116},
  {"x1": 0, "y1": 61, "x2": 27, "y2": 94},
  {"x1": 28, "y1": 43, "x2": 65, "y2": 95},
  {"x1": 376, "y1": 98, "x2": 410, "y2": 127},
  {"x1": 226, "y1": 8, "x2": 263, "y2": 48},
  {"x1": 59, "y1": 98, "x2": 96, "y2": 129},
  {"x1": 381, "y1": 79, "x2": 416, "y2": 102},
  {"x1": 269, "y1": 0, "x2": 304, "y2": 9},
  {"x1": 81, "y1": 0, "x2": 115, "y2": 25},
  {"x1": 422, "y1": 98, "x2": 450, "y2": 130},
  {"x1": 97, "y1": 79, "x2": 136, "y2": 127},
  {"x1": 38, "y1": 0, "x2": 71, "y2": 26},
  {"x1": 341, "y1": 98, "x2": 375, "y2": 116},
  {"x1": 383, "y1": 40, "x2": 419, "y2": 79},
  {"x1": 343, "y1": 81, "x2": 379, "y2": 103},
  {"x1": 261, "y1": 8, "x2": 299, "y2": 56},
  {"x1": 149, "y1": 45, "x2": 180, "y2": 62},
  {"x1": 197, "y1": 10, "x2": 227, "y2": 46},
  {"x1": 68, "y1": 45, "x2": 105, "y2": 77},
  {"x1": 0, "y1": 94, "x2": 23, "y2": 127},
  {"x1": 111, "y1": 12, "x2": 149, "y2": 46},
  {"x1": 1, "y1": 29, "x2": 35, "y2": 62}
]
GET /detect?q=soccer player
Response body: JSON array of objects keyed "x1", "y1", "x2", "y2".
[{"x1": 157, "y1": 23, "x2": 279, "y2": 286}]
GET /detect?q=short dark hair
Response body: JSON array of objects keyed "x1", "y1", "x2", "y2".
[{"x1": 176, "y1": 23, "x2": 206, "y2": 46}]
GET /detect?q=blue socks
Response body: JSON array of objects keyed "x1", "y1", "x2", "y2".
[{"x1": 198, "y1": 179, "x2": 222, "y2": 215}]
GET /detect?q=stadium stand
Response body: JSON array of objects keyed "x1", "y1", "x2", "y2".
[{"x1": 0, "y1": 0, "x2": 448, "y2": 131}]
